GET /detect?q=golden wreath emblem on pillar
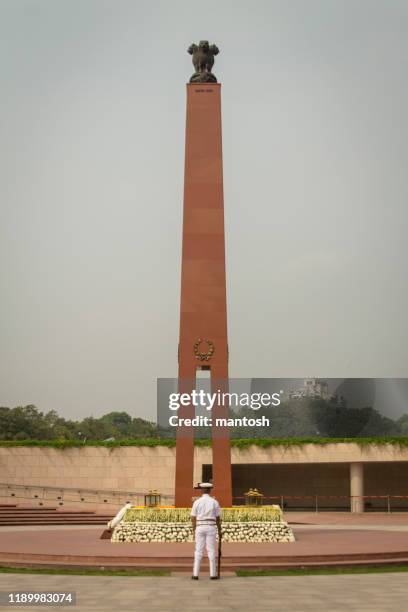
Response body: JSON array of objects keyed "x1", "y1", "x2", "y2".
[{"x1": 193, "y1": 338, "x2": 215, "y2": 361}]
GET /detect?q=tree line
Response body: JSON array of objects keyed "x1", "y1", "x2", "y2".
[
  {"x1": 1, "y1": 401, "x2": 408, "y2": 441},
  {"x1": 0, "y1": 406, "x2": 157, "y2": 441}
]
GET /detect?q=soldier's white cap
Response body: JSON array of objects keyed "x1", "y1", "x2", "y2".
[{"x1": 194, "y1": 482, "x2": 213, "y2": 489}]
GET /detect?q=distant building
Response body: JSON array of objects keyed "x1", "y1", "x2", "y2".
[{"x1": 288, "y1": 378, "x2": 332, "y2": 400}]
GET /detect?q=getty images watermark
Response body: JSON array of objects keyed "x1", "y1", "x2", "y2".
[
  {"x1": 157, "y1": 381, "x2": 282, "y2": 429},
  {"x1": 157, "y1": 377, "x2": 408, "y2": 438},
  {"x1": 168, "y1": 390, "x2": 281, "y2": 411},
  {"x1": 169, "y1": 391, "x2": 281, "y2": 427}
]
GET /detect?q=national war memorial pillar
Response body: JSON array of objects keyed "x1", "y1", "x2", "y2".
[{"x1": 175, "y1": 42, "x2": 232, "y2": 507}]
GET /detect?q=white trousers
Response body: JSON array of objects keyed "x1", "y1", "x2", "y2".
[{"x1": 193, "y1": 525, "x2": 217, "y2": 577}]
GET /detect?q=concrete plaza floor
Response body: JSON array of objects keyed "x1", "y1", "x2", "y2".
[
  {"x1": 2, "y1": 521, "x2": 408, "y2": 569},
  {"x1": 0, "y1": 572, "x2": 407, "y2": 611}
]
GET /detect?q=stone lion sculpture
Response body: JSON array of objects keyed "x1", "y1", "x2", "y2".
[{"x1": 188, "y1": 40, "x2": 219, "y2": 83}]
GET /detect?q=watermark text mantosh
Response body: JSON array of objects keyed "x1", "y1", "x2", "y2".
[{"x1": 169, "y1": 415, "x2": 270, "y2": 427}]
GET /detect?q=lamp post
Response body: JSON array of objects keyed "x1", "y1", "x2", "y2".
[
  {"x1": 244, "y1": 488, "x2": 263, "y2": 507},
  {"x1": 144, "y1": 490, "x2": 161, "y2": 507}
]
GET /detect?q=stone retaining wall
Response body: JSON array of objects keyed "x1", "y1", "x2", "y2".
[{"x1": 1, "y1": 444, "x2": 407, "y2": 512}]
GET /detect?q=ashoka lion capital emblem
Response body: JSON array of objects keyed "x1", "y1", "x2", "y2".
[
  {"x1": 193, "y1": 338, "x2": 215, "y2": 361},
  {"x1": 188, "y1": 41, "x2": 219, "y2": 83}
]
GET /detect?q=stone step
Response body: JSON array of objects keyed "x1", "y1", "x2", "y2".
[
  {"x1": 0, "y1": 512, "x2": 111, "y2": 517},
  {"x1": 0, "y1": 516, "x2": 112, "y2": 520},
  {"x1": 0, "y1": 516, "x2": 112, "y2": 524},
  {"x1": 0, "y1": 514, "x2": 110, "y2": 525},
  {"x1": 0, "y1": 507, "x2": 109, "y2": 512},
  {"x1": 0, "y1": 501, "x2": 113, "y2": 525},
  {"x1": 0, "y1": 519, "x2": 107, "y2": 527},
  {"x1": 2, "y1": 554, "x2": 408, "y2": 571},
  {"x1": 0, "y1": 506, "x2": 108, "y2": 512},
  {"x1": 0, "y1": 507, "x2": 58, "y2": 512}
]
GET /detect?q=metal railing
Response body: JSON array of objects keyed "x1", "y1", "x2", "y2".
[
  {"x1": 232, "y1": 494, "x2": 408, "y2": 512},
  {"x1": 1, "y1": 483, "x2": 407, "y2": 512},
  {"x1": 0, "y1": 482, "x2": 174, "y2": 508}
]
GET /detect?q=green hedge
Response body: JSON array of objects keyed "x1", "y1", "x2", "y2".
[{"x1": 1, "y1": 437, "x2": 408, "y2": 449}]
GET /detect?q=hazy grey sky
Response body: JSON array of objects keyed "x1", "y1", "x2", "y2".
[{"x1": 1, "y1": 0, "x2": 408, "y2": 420}]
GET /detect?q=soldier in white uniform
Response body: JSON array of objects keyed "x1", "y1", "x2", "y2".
[{"x1": 191, "y1": 482, "x2": 222, "y2": 580}]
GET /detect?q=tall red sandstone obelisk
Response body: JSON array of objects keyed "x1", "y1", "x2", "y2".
[{"x1": 175, "y1": 42, "x2": 232, "y2": 507}]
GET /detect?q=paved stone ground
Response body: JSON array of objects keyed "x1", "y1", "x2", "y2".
[
  {"x1": 0, "y1": 572, "x2": 407, "y2": 611},
  {"x1": 2, "y1": 526, "x2": 408, "y2": 565}
]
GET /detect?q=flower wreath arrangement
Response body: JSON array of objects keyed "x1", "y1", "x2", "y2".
[{"x1": 193, "y1": 338, "x2": 215, "y2": 361}]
